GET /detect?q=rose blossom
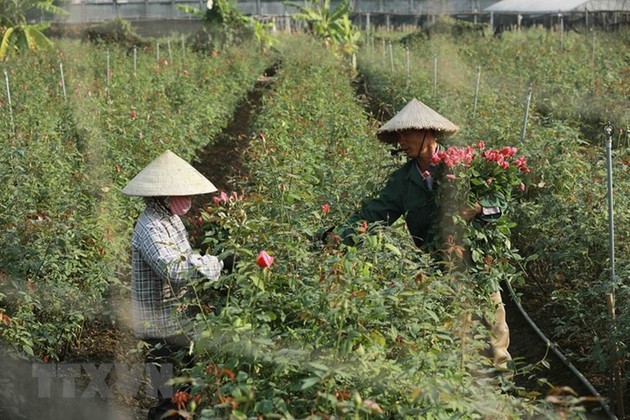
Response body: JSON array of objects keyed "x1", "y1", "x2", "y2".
[{"x1": 256, "y1": 250, "x2": 274, "y2": 268}]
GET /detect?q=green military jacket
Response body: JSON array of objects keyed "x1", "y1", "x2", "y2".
[
  {"x1": 341, "y1": 159, "x2": 438, "y2": 248},
  {"x1": 339, "y1": 159, "x2": 503, "y2": 248}
]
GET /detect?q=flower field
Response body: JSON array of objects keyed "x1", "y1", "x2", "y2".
[{"x1": 0, "y1": 19, "x2": 628, "y2": 419}]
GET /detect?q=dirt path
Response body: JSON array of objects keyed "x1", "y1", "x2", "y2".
[{"x1": 192, "y1": 64, "x2": 278, "y2": 195}]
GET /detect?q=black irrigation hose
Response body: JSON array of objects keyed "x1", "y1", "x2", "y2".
[{"x1": 504, "y1": 280, "x2": 617, "y2": 419}]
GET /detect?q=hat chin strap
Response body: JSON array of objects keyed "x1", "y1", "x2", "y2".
[{"x1": 414, "y1": 131, "x2": 428, "y2": 160}]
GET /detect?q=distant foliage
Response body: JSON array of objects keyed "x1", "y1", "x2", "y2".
[
  {"x1": 81, "y1": 18, "x2": 149, "y2": 48},
  {"x1": 179, "y1": 0, "x2": 257, "y2": 53},
  {"x1": 286, "y1": 0, "x2": 361, "y2": 57},
  {"x1": 0, "y1": 0, "x2": 68, "y2": 59},
  {"x1": 427, "y1": 16, "x2": 487, "y2": 38}
]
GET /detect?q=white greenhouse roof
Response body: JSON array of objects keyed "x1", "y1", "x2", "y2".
[{"x1": 486, "y1": 0, "x2": 630, "y2": 13}]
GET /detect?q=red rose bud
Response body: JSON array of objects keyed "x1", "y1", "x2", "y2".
[
  {"x1": 256, "y1": 250, "x2": 274, "y2": 268},
  {"x1": 358, "y1": 221, "x2": 368, "y2": 234}
]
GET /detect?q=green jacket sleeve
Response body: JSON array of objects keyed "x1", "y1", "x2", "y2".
[{"x1": 337, "y1": 171, "x2": 404, "y2": 243}]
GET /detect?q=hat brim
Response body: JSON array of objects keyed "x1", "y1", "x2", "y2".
[
  {"x1": 377, "y1": 127, "x2": 458, "y2": 144},
  {"x1": 376, "y1": 98, "x2": 459, "y2": 143},
  {"x1": 122, "y1": 150, "x2": 217, "y2": 197}
]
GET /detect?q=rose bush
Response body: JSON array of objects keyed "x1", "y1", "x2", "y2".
[
  {"x1": 0, "y1": 38, "x2": 271, "y2": 363},
  {"x1": 358, "y1": 26, "x2": 628, "y2": 408},
  {"x1": 182, "y1": 36, "x2": 543, "y2": 418}
]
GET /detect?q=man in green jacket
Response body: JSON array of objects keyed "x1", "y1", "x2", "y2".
[{"x1": 331, "y1": 98, "x2": 511, "y2": 369}]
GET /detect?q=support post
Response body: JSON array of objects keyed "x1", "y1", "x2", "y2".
[
  {"x1": 3, "y1": 69, "x2": 15, "y2": 136},
  {"x1": 520, "y1": 83, "x2": 532, "y2": 142},
  {"x1": 472, "y1": 66, "x2": 481, "y2": 119},
  {"x1": 432, "y1": 52, "x2": 437, "y2": 96},
  {"x1": 602, "y1": 122, "x2": 625, "y2": 419}
]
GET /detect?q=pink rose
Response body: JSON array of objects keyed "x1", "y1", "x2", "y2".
[{"x1": 256, "y1": 251, "x2": 274, "y2": 268}]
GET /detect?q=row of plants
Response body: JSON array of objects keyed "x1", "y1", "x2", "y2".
[
  {"x1": 178, "y1": 35, "x2": 552, "y2": 418},
  {"x1": 362, "y1": 22, "x2": 629, "y2": 144},
  {"x1": 357, "y1": 24, "x2": 629, "y2": 407},
  {"x1": 0, "y1": 38, "x2": 272, "y2": 363}
]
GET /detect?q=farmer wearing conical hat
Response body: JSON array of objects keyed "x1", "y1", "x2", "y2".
[
  {"x1": 123, "y1": 150, "x2": 225, "y2": 418},
  {"x1": 335, "y1": 98, "x2": 475, "y2": 247},
  {"x1": 330, "y1": 98, "x2": 511, "y2": 369}
]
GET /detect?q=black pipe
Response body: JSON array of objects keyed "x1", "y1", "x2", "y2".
[{"x1": 504, "y1": 280, "x2": 617, "y2": 419}]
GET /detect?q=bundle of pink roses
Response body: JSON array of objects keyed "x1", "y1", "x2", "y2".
[
  {"x1": 431, "y1": 141, "x2": 530, "y2": 208},
  {"x1": 431, "y1": 141, "x2": 531, "y2": 292}
]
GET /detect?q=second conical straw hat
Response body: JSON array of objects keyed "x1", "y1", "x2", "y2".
[
  {"x1": 377, "y1": 98, "x2": 459, "y2": 143},
  {"x1": 122, "y1": 150, "x2": 217, "y2": 197}
]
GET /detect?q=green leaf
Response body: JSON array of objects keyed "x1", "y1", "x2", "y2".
[
  {"x1": 249, "y1": 274, "x2": 265, "y2": 291},
  {"x1": 0, "y1": 27, "x2": 15, "y2": 60},
  {"x1": 307, "y1": 362, "x2": 329, "y2": 372},
  {"x1": 384, "y1": 243, "x2": 402, "y2": 257},
  {"x1": 300, "y1": 376, "x2": 319, "y2": 390},
  {"x1": 35, "y1": 2, "x2": 70, "y2": 17},
  {"x1": 23, "y1": 26, "x2": 53, "y2": 52},
  {"x1": 22, "y1": 344, "x2": 34, "y2": 357}
]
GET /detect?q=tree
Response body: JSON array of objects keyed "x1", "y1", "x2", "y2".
[
  {"x1": 285, "y1": 0, "x2": 360, "y2": 57},
  {"x1": 0, "y1": 0, "x2": 68, "y2": 60},
  {"x1": 178, "y1": 0, "x2": 275, "y2": 52}
]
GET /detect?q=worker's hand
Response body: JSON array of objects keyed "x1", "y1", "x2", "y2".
[
  {"x1": 320, "y1": 226, "x2": 339, "y2": 243},
  {"x1": 459, "y1": 202, "x2": 482, "y2": 221},
  {"x1": 193, "y1": 254, "x2": 222, "y2": 280}
]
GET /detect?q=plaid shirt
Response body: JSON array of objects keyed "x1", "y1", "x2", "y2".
[{"x1": 131, "y1": 198, "x2": 222, "y2": 339}]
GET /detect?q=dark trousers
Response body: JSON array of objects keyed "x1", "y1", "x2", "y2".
[{"x1": 144, "y1": 335, "x2": 193, "y2": 420}]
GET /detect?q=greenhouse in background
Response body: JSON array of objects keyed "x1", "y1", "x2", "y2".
[{"x1": 44, "y1": 0, "x2": 630, "y2": 35}]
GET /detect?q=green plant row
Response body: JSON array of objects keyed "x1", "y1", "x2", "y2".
[
  {"x1": 362, "y1": 25, "x2": 629, "y2": 145},
  {"x1": 357, "y1": 25, "x2": 629, "y2": 401},
  {"x1": 184, "y1": 35, "x2": 547, "y2": 418},
  {"x1": 0, "y1": 39, "x2": 271, "y2": 362}
]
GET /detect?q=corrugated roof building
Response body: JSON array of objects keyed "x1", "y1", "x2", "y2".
[
  {"x1": 51, "y1": 0, "x2": 628, "y2": 32},
  {"x1": 485, "y1": 0, "x2": 630, "y2": 13},
  {"x1": 485, "y1": 0, "x2": 630, "y2": 32}
]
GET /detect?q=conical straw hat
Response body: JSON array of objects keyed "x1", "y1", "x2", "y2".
[
  {"x1": 377, "y1": 98, "x2": 459, "y2": 143},
  {"x1": 122, "y1": 150, "x2": 217, "y2": 196}
]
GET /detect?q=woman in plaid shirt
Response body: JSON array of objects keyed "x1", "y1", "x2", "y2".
[{"x1": 123, "y1": 150, "x2": 224, "y2": 418}]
